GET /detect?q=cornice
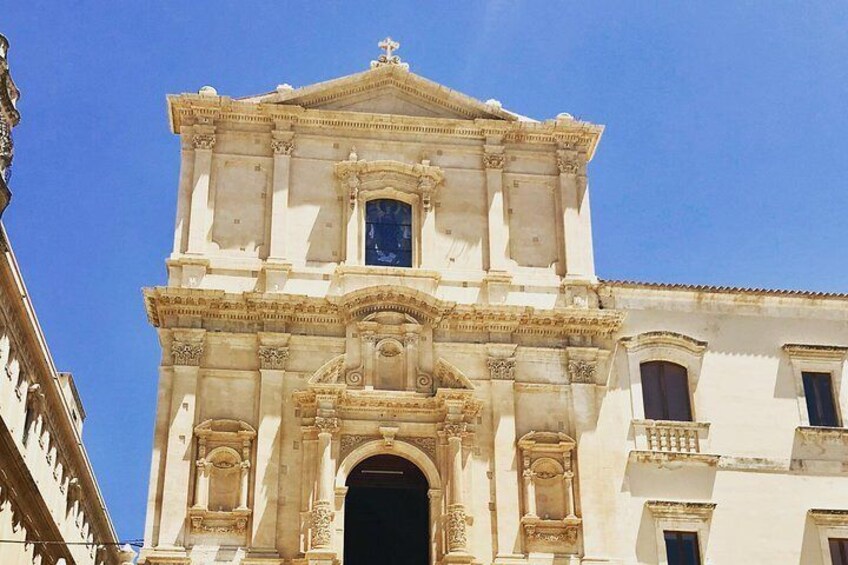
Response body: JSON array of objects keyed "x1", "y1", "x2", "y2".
[
  {"x1": 782, "y1": 343, "x2": 848, "y2": 363},
  {"x1": 166, "y1": 98, "x2": 603, "y2": 160},
  {"x1": 143, "y1": 286, "x2": 624, "y2": 337}
]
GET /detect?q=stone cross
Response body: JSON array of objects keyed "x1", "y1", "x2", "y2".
[{"x1": 378, "y1": 37, "x2": 399, "y2": 60}]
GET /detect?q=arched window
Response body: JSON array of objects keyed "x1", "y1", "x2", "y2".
[
  {"x1": 365, "y1": 199, "x2": 412, "y2": 268},
  {"x1": 640, "y1": 361, "x2": 693, "y2": 421}
]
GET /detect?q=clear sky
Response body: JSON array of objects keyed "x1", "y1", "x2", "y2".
[{"x1": 3, "y1": 1, "x2": 848, "y2": 542}]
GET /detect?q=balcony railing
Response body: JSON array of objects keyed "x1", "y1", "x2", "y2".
[{"x1": 632, "y1": 419, "x2": 710, "y2": 454}]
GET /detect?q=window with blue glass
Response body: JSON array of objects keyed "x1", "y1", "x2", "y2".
[{"x1": 365, "y1": 199, "x2": 412, "y2": 268}]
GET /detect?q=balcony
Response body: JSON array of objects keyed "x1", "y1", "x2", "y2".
[{"x1": 630, "y1": 419, "x2": 719, "y2": 468}]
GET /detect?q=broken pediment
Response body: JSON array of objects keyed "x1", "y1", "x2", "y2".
[{"x1": 241, "y1": 65, "x2": 521, "y2": 122}]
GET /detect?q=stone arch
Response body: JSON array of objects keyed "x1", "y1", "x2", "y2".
[{"x1": 335, "y1": 439, "x2": 442, "y2": 490}]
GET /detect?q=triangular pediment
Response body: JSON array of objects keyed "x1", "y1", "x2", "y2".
[{"x1": 241, "y1": 65, "x2": 524, "y2": 122}]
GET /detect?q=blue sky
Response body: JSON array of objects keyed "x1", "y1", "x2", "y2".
[{"x1": 3, "y1": 1, "x2": 848, "y2": 542}]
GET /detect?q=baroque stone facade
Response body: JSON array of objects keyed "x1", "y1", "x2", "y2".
[
  {"x1": 0, "y1": 33, "x2": 128, "y2": 565},
  {"x1": 139, "y1": 40, "x2": 848, "y2": 565}
]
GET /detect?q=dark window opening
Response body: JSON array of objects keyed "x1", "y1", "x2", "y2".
[
  {"x1": 641, "y1": 361, "x2": 693, "y2": 421},
  {"x1": 831, "y1": 538, "x2": 848, "y2": 565},
  {"x1": 803, "y1": 371, "x2": 840, "y2": 427},
  {"x1": 344, "y1": 454, "x2": 428, "y2": 565},
  {"x1": 664, "y1": 530, "x2": 701, "y2": 565},
  {"x1": 21, "y1": 404, "x2": 34, "y2": 446},
  {"x1": 365, "y1": 199, "x2": 412, "y2": 268}
]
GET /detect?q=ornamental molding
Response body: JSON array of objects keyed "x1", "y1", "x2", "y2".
[
  {"x1": 144, "y1": 286, "x2": 625, "y2": 337},
  {"x1": 446, "y1": 503, "x2": 468, "y2": 552},
  {"x1": 809, "y1": 508, "x2": 848, "y2": 526},
  {"x1": 645, "y1": 500, "x2": 716, "y2": 521},
  {"x1": 522, "y1": 517, "x2": 581, "y2": 546},
  {"x1": 783, "y1": 343, "x2": 848, "y2": 363},
  {"x1": 518, "y1": 431, "x2": 576, "y2": 454},
  {"x1": 621, "y1": 331, "x2": 707, "y2": 356},
  {"x1": 188, "y1": 508, "x2": 250, "y2": 535},
  {"x1": 334, "y1": 158, "x2": 444, "y2": 210},
  {"x1": 487, "y1": 357, "x2": 516, "y2": 380},
  {"x1": 310, "y1": 500, "x2": 333, "y2": 548},
  {"x1": 433, "y1": 358, "x2": 475, "y2": 390},
  {"x1": 258, "y1": 345, "x2": 289, "y2": 370}
]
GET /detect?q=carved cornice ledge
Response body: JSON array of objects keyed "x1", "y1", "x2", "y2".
[
  {"x1": 809, "y1": 508, "x2": 848, "y2": 526},
  {"x1": 783, "y1": 343, "x2": 848, "y2": 363},
  {"x1": 645, "y1": 500, "x2": 716, "y2": 520},
  {"x1": 335, "y1": 158, "x2": 444, "y2": 210}
]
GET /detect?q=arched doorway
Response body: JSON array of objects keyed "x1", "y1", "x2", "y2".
[{"x1": 343, "y1": 454, "x2": 429, "y2": 565}]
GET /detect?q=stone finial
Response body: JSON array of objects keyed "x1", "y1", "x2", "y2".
[
  {"x1": 276, "y1": 83, "x2": 294, "y2": 94},
  {"x1": 198, "y1": 85, "x2": 217, "y2": 97},
  {"x1": 371, "y1": 36, "x2": 409, "y2": 70}
]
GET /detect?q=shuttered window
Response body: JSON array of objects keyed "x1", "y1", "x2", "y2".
[
  {"x1": 641, "y1": 361, "x2": 693, "y2": 421},
  {"x1": 803, "y1": 371, "x2": 840, "y2": 427}
]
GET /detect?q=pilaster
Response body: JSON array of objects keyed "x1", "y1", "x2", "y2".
[
  {"x1": 157, "y1": 329, "x2": 205, "y2": 549},
  {"x1": 186, "y1": 125, "x2": 216, "y2": 255},
  {"x1": 483, "y1": 142, "x2": 509, "y2": 272},
  {"x1": 487, "y1": 347, "x2": 522, "y2": 561},
  {"x1": 250, "y1": 333, "x2": 291, "y2": 555},
  {"x1": 268, "y1": 128, "x2": 294, "y2": 262},
  {"x1": 556, "y1": 148, "x2": 595, "y2": 281}
]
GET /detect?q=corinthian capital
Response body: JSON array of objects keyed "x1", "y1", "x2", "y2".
[
  {"x1": 556, "y1": 155, "x2": 581, "y2": 175},
  {"x1": 567, "y1": 359, "x2": 597, "y2": 384},
  {"x1": 487, "y1": 357, "x2": 516, "y2": 380},
  {"x1": 314, "y1": 416, "x2": 340, "y2": 436},
  {"x1": 271, "y1": 139, "x2": 294, "y2": 155},
  {"x1": 483, "y1": 152, "x2": 505, "y2": 170},
  {"x1": 192, "y1": 133, "x2": 216, "y2": 151},
  {"x1": 171, "y1": 340, "x2": 204, "y2": 366},
  {"x1": 443, "y1": 421, "x2": 467, "y2": 440},
  {"x1": 258, "y1": 345, "x2": 289, "y2": 370}
]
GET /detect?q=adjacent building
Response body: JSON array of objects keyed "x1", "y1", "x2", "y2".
[
  {"x1": 139, "y1": 39, "x2": 848, "y2": 565},
  {"x1": 0, "y1": 32, "x2": 129, "y2": 565}
]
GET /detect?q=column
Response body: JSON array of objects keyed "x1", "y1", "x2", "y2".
[
  {"x1": 186, "y1": 128, "x2": 215, "y2": 254},
  {"x1": 251, "y1": 340, "x2": 289, "y2": 552},
  {"x1": 268, "y1": 131, "x2": 294, "y2": 260},
  {"x1": 522, "y1": 463, "x2": 537, "y2": 518},
  {"x1": 563, "y1": 471, "x2": 576, "y2": 518},
  {"x1": 487, "y1": 356, "x2": 522, "y2": 560},
  {"x1": 428, "y1": 489, "x2": 443, "y2": 563},
  {"x1": 444, "y1": 420, "x2": 470, "y2": 559},
  {"x1": 310, "y1": 415, "x2": 339, "y2": 555},
  {"x1": 343, "y1": 171, "x2": 361, "y2": 265},
  {"x1": 172, "y1": 129, "x2": 195, "y2": 255},
  {"x1": 404, "y1": 332, "x2": 419, "y2": 391},
  {"x1": 157, "y1": 330, "x2": 204, "y2": 549},
  {"x1": 193, "y1": 462, "x2": 210, "y2": 509},
  {"x1": 556, "y1": 150, "x2": 595, "y2": 280},
  {"x1": 483, "y1": 144, "x2": 508, "y2": 271},
  {"x1": 239, "y1": 461, "x2": 250, "y2": 509}
]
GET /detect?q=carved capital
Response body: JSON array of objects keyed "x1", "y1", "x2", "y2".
[
  {"x1": 487, "y1": 357, "x2": 516, "y2": 380},
  {"x1": 444, "y1": 421, "x2": 467, "y2": 440},
  {"x1": 171, "y1": 340, "x2": 204, "y2": 366},
  {"x1": 315, "y1": 416, "x2": 340, "y2": 436},
  {"x1": 258, "y1": 345, "x2": 289, "y2": 370},
  {"x1": 447, "y1": 503, "x2": 468, "y2": 552},
  {"x1": 483, "y1": 152, "x2": 505, "y2": 170},
  {"x1": 192, "y1": 133, "x2": 216, "y2": 151},
  {"x1": 311, "y1": 500, "x2": 334, "y2": 548},
  {"x1": 342, "y1": 171, "x2": 360, "y2": 209},
  {"x1": 556, "y1": 155, "x2": 581, "y2": 175},
  {"x1": 271, "y1": 139, "x2": 294, "y2": 155},
  {"x1": 418, "y1": 175, "x2": 437, "y2": 210},
  {"x1": 567, "y1": 359, "x2": 597, "y2": 384}
]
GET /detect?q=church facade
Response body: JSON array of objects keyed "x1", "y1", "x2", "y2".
[{"x1": 139, "y1": 40, "x2": 848, "y2": 565}]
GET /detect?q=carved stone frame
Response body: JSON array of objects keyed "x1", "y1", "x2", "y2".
[
  {"x1": 809, "y1": 508, "x2": 848, "y2": 564},
  {"x1": 783, "y1": 344, "x2": 847, "y2": 427},
  {"x1": 621, "y1": 331, "x2": 708, "y2": 422},
  {"x1": 645, "y1": 500, "x2": 715, "y2": 565}
]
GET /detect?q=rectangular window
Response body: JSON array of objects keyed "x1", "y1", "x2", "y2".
[
  {"x1": 803, "y1": 371, "x2": 840, "y2": 427},
  {"x1": 641, "y1": 361, "x2": 693, "y2": 421},
  {"x1": 831, "y1": 537, "x2": 848, "y2": 565},
  {"x1": 664, "y1": 530, "x2": 701, "y2": 565}
]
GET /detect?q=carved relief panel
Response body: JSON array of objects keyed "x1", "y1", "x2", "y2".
[{"x1": 346, "y1": 311, "x2": 427, "y2": 392}]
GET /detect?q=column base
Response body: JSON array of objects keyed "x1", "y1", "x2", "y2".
[
  {"x1": 305, "y1": 548, "x2": 337, "y2": 565},
  {"x1": 444, "y1": 552, "x2": 475, "y2": 564}
]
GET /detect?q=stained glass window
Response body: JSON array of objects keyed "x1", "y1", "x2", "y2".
[{"x1": 365, "y1": 199, "x2": 412, "y2": 268}]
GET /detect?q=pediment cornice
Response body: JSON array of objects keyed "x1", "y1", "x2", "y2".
[{"x1": 144, "y1": 286, "x2": 624, "y2": 337}]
